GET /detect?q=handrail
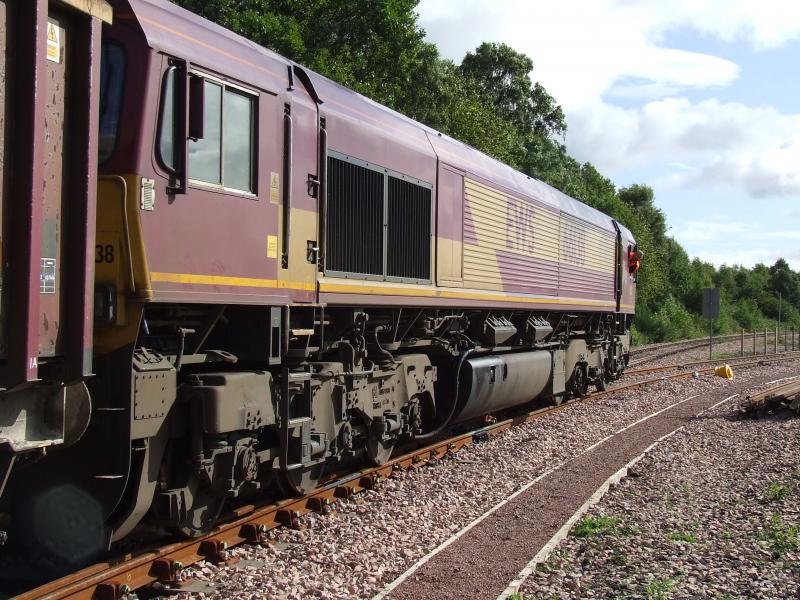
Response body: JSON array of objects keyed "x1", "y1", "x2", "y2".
[{"x1": 99, "y1": 175, "x2": 135, "y2": 294}]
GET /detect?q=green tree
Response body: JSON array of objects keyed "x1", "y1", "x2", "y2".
[
  {"x1": 664, "y1": 237, "x2": 691, "y2": 303},
  {"x1": 618, "y1": 184, "x2": 667, "y2": 244},
  {"x1": 172, "y1": 0, "x2": 433, "y2": 112},
  {"x1": 420, "y1": 60, "x2": 522, "y2": 165},
  {"x1": 458, "y1": 42, "x2": 566, "y2": 139},
  {"x1": 769, "y1": 258, "x2": 800, "y2": 307}
]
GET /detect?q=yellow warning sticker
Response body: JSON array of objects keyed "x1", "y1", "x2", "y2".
[
  {"x1": 47, "y1": 22, "x2": 62, "y2": 64},
  {"x1": 270, "y1": 172, "x2": 280, "y2": 204},
  {"x1": 267, "y1": 235, "x2": 278, "y2": 259}
]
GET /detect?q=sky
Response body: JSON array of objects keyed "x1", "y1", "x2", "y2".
[{"x1": 416, "y1": 0, "x2": 800, "y2": 270}]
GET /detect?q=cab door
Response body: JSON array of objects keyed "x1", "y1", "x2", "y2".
[
  {"x1": 278, "y1": 68, "x2": 321, "y2": 303},
  {"x1": 612, "y1": 220, "x2": 623, "y2": 312}
]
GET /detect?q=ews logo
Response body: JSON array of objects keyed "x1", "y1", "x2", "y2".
[
  {"x1": 562, "y1": 221, "x2": 586, "y2": 265},
  {"x1": 506, "y1": 198, "x2": 535, "y2": 253}
]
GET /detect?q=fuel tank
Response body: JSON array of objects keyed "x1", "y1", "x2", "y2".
[{"x1": 451, "y1": 351, "x2": 552, "y2": 424}]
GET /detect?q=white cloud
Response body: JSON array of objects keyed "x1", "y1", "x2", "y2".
[
  {"x1": 679, "y1": 227, "x2": 800, "y2": 269},
  {"x1": 637, "y1": 0, "x2": 800, "y2": 50},
  {"x1": 416, "y1": 0, "x2": 800, "y2": 109},
  {"x1": 746, "y1": 231, "x2": 800, "y2": 241},
  {"x1": 681, "y1": 221, "x2": 750, "y2": 242},
  {"x1": 417, "y1": 0, "x2": 800, "y2": 110},
  {"x1": 566, "y1": 98, "x2": 800, "y2": 197}
]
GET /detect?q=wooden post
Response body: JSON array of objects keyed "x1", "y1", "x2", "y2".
[
  {"x1": 741, "y1": 328, "x2": 744, "y2": 357},
  {"x1": 774, "y1": 326, "x2": 778, "y2": 354},
  {"x1": 753, "y1": 330, "x2": 757, "y2": 355},
  {"x1": 764, "y1": 328, "x2": 768, "y2": 355}
]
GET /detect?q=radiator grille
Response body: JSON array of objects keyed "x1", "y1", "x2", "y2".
[
  {"x1": 388, "y1": 176, "x2": 431, "y2": 280},
  {"x1": 326, "y1": 157, "x2": 384, "y2": 276},
  {"x1": 325, "y1": 154, "x2": 432, "y2": 282}
]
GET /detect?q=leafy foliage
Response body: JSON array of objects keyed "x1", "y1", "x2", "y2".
[
  {"x1": 572, "y1": 515, "x2": 622, "y2": 538},
  {"x1": 763, "y1": 481, "x2": 792, "y2": 502},
  {"x1": 761, "y1": 513, "x2": 799, "y2": 556},
  {"x1": 173, "y1": 0, "x2": 799, "y2": 342},
  {"x1": 173, "y1": 0, "x2": 432, "y2": 111},
  {"x1": 459, "y1": 42, "x2": 566, "y2": 139}
]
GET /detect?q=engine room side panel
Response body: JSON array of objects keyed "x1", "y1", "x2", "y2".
[
  {"x1": 558, "y1": 214, "x2": 616, "y2": 302},
  {"x1": 463, "y1": 177, "x2": 560, "y2": 296}
]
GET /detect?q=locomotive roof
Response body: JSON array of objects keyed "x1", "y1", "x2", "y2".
[{"x1": 121, "y1": 0, "x2": 634, "y2": 241}]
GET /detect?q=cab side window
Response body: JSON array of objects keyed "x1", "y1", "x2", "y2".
[
  {"x1": 157, "y1": 66, "x2": 177, "y2": 172},
  {"x1": 189, "y1": 79, "x2": 223, "y2": 185},
  {"x1": 223, "y1": 88, "x2": 255, "y2": 192},
  {"x1": 188, "y1": 76, "x2": 255, "y2": 193},
  {"x1": 156, "y1": 67, "x2": 256, "y2": 194}
]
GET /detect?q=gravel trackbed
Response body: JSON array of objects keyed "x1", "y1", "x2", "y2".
[{"x1": 517, "y1": 379, "x2": 800, "y2": 600}]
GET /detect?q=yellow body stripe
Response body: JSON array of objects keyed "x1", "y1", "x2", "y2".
[
  {"x1": 150, "y1": 272, "x2": 315, "y2": 291},
  {"x1": 149, "y1": 272, "x2": 634, "y2": 309},
  {"x1": 320, "y1": 280, "x2": 634, "y2": 309}
]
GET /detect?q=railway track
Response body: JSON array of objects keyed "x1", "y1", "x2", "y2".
[
  {"x1": 625, "y1": 349, "x2": 800, "y2": 377},
  {"x1": 629, "y1": 334, "x2": 742, "y2": 366},
  {"x1": 11, "y1": 352, "x2": 800, "y2": 600}
]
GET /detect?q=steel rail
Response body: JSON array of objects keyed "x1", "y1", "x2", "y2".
[
  {"x1": 626, "y1": 349, "x2": 800, "y2": 376},
  {"x1": 747, "y1": 379, "x2": 800, "y2": 402},
  {"x1": 630, "y1": 334, "x2": 741, "y2": 355},
  {"x1": 12, "y1": 352, "x2": 800, "y2": 600},
  {"x1": 628, "y1": 335, "x2": 745, "y2": 367},
  {"x1": 740, "y1": 376, "x2": 800, "y2": 417}
]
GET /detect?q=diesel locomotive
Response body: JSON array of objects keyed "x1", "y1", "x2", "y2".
[{"x1": 0, "y1": 0, "x2": 637, "y2": 566}]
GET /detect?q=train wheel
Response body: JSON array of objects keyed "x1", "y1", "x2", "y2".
[
  {"x1": 279, "y1": 463, "x2": 325, "y2": 496},
  {"x1": 175, "y1": 485, "x2": 226, "y2": 538},
  {"x1": 569, "y1": 364, "x2": 589, "y2": 398},
  {"x1": 366, "y1": 434, "x2": 396, "y2": 466}
]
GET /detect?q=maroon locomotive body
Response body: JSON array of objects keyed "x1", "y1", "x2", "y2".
[{"x1": 0, "y1": 0, "x2": 637, "y2": 570}]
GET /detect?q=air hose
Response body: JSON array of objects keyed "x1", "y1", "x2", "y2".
[{"x1": 414, "y1": 348, "x2": 474, "y2": 441}]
